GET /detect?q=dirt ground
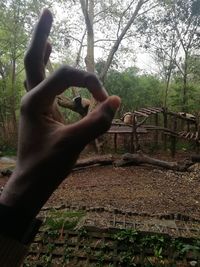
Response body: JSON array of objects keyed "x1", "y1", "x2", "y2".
[
  {"x1": 45, "y1": 152, "x2": 200, "y2": 221},
  {"x1": 0, "y1": 152, "x2": 200, "y2": 220}
]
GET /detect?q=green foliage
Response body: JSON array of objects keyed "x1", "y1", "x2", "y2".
[
  {"x1": 0, "y1": 146, "x2": 17, "y2": 156},
  {"x1": 172, "y1": 238, "x2": 200, "y2": 259},
  {"x1": 25, "y1": 225, "x2": 200, "y2": 266},
  {"x1": 114, "y1": 229, "x2": 138, "y2": 244},
  {"x1": 62, "y1": 245, "x2": 73, "y2": 265},
  {"x1": 168, "y1": 80, "x2": 200, "y2": 113},
  {"x1": 43, "y1": 209, "x2": 86, "y2": 231},
  {"x1": 137, "y1": 0, "x2": 200, "y2": 111},
  {"x1": 105, "y1": 67, "x2": 163, "y2": 115},
  {"x1": 113, "y1": 229, "x2": 200, "y2": 265},
  {"x1": 78, "y1": 227, "x2": 89, "y2": 238}
]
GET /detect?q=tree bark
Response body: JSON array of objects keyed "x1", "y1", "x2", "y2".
[
  {"x1": 80, "y1": 0, "x2": 95, "y2": 73},
  {"x1": 182, "y1": 51, "x2": 188, "y2": 112}
]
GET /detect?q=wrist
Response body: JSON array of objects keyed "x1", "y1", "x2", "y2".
[{"x1": 0, "y1": 171, "x2": 42, "y2": 244}]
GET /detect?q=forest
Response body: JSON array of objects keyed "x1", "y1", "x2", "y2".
[{"x1": 0, "y1": 0, "x2": 200, "y2": 152}]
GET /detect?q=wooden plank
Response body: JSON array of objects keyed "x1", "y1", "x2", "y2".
[
  {"x1": 167, "y1": 111, "x2": 196, "y2": 123},
  {"x1": 148, "y1": 107, "x2": 163, "y2": 113},
  {"x1": 139, "y1": 108, "x2": 153, "y2": 115},
  {"x1": 142, "y1": 108, "x2": 157, "y2": 114},
  {"x1": 183, "y1": 132, "x2": 187, "y2": 138},
  {"x1": 195, "y1": 132, "x2": 199, "y2": 140},
  {"x1": 190, "y1": 133, "x2": 194, "y2": 140},
  {"x1": 108, "y1": 126, "x2": 147, "y2": 134},
  {"x1": 185, "y1": 132, "x2": 191, "y2": 139},
  {"x1": 134, "y1": 111, "x2": 149, "y2": 117},
  {"x1": 147, "y1": 108, "x2": 160, "y2": 113},
  {"x1": 179, "y1": 132, "x2": 186, "y2": 137}
]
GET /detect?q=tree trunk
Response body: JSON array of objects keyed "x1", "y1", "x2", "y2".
[
  {"x1": 80, "y1": 0, "x2": 95, "y2": 73},
  {"x1": 182, "y1": 50, "x2": 189, "y2": 112},
  {"x1": 79, "y1": 0, "x2": 148, "y2": 153},
  {"x1": 80, "y1": 0, "x2": 103, "y2": 153},
  {"x1": 10, "y1": 57, "x2": 18, "y2": 144},
  {"x1": 163, "y1": 59, "x2": 173, "y2": 108},
  {"x1": 183, "y1": 72, "x2": 188, "y2": 112}
]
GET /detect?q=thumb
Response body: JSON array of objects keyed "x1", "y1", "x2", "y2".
[{"x1": 63, "y1": 95, "x2": 121, "y2": 147}]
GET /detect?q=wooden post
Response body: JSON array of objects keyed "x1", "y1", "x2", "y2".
[
  {"x1": 170, "y1": 116, "x2": 177, "y2": 157},
  {"x1": 130, "y1": 133, "x2": 134, "y2": 153},
  {"x1": 163, "y1": 108, "x2": 168, "y2": 150},
  {"x1": 187, "y1": 121, "x2": 190, "y2": 132},
  {"x1": 196, "y1": 113, "x2": 200, "y2": 153},
  {"x1": 154, "y1": 113, "x2": 159, "y2": 147},
  {"x1": 114, "y1": 133, "x2": 117, "y2": 153},
  {"x1": 131, "y1": 114, "x2": 138, "y2": 153}
]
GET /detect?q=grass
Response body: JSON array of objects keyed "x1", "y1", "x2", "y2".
[{"x1": 43, "y1": 209, "x2": 86, "y2": 231}]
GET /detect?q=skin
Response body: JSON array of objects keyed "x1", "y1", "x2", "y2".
[{"x1": 0, "y1": 9, "x2": 120, "y2": 221}]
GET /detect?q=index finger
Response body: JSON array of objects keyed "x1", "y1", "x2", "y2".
[{"x1": 24, "y1": 9, "x2": 53, "y2": 90}]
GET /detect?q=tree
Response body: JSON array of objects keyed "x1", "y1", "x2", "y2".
[
  {"x1": 0, "y1": 0, "x2": 29, "y2": 145},
  {"x1": 0, "y1": 0, "x2": 56, "y2": 146},
  {"x1": 79, "y1": 0, "x2": 156, "y2": 82},
  {"x1": 105, "y1": 67, "x2": 163, "y2": 114},
  {"x1": 137, "y1": 0, "x2": 200, "y2": 111}
]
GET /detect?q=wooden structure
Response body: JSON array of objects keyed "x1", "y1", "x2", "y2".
[
  {"x1": 108, "y1": 123, "x2": 147, "y2": 152},
  {"x1": 107, "y1": 107, "x2": 198, "y2": 155}
]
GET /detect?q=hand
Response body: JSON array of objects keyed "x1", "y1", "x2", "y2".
[{"x1": 0, "y1": 9, "x2": 120, "y2": 219}]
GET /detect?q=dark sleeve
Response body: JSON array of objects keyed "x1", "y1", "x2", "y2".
[
  {"x1": 0, "y1": 204, "x2": 42, "y2": 267},
  {"x1": 0, "y1": 234, "x2": 29, "y2": 267}
]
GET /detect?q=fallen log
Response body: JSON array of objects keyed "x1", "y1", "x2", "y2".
[
  {"x1": 73, "y1": 155, "x2": 114, "y2": 171},
  {"x1": 114, "y1": 153, "x2": 194, "y2": 172},
  {"x1": 0, "y1": 154, "x2": 196, "y2": 175}
]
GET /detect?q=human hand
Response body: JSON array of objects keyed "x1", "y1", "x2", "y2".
[{"x1": 0, "y1": 9, "x2": 120, "y2": 219}]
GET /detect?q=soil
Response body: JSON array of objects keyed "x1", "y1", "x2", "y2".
[
  {"x1": 0, "y1": 152, "x2": 200, "y2": 221},
  {"x1": 46, "y1": 152, "x2": 200, "y2": 221}
]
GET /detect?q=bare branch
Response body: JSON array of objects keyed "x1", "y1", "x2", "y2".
[
  {"x1": 67, "y1": 35, "x2": 85, "y2": 44},
  {"x1": 117, "y1": 0, "x2": 136, "y2": 38},
  {"x1": 74, "y1": 29, "x2": 87, "y2": 67},
  {"x1": 94, "y1": 38, "x2": 117, "y2": 44},
  {"x1": 138, "y1": 3, "x2": 159, "y2": 17},
  {"x1": 100, "y1": 0, "x2": 146, "y2": 82}
]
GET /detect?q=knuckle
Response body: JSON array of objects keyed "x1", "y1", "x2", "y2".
[
  {"x1": 56, "y1": 65, "x2": 70, "y2": 81},
  {"x1": 20, "y1": 95, "x2": 29, "y2": 114},
  {"x1": 84, "y1": 73, "x2": 102, "y2": 91},
  {"x1": 20, "y1": 94, "x2": 34, "y2": 115},
  {"x1": 85, "y1": 72, "x2": 99, "y2": 84},
  {"x1": 24, "y1": 51, "x2": 32, "y2": 67},
  {"x1": 58, "y1": 65, "x2": 69, "y2": 77}
]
